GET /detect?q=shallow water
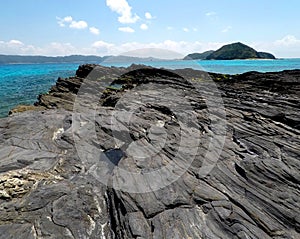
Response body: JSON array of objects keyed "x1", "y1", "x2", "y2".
[
  {"x1": 102, "y1": 58, "x2": 300, "y2": 74},
  {"x1": 1, "y1": 59, "x2": 299, "y2": 118},
  {"x1": 0, "y1": 63, "x2": 78, "y2": 117}
]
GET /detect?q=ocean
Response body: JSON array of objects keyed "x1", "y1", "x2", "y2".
[{"x1": 0, "y1": 59, "x2": 300, "y2": 118}]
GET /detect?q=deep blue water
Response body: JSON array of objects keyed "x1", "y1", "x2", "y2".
[{"x1": 0, "y1": 59, "x2": 300, "y2": 118}]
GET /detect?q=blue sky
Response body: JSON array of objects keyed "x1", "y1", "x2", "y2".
[{"x1": 1, "y1": 0, "x2": 300, "y2": 57}]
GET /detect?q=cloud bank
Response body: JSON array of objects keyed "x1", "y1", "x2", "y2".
[{"x1": 1, "y1": 36, "x2": 300, "y2": 58}]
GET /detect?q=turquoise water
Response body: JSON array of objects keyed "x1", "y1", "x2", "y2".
[
  {"x1": 102, "y1": 58, "x2": 300, "y2": 74},
  {"x1": 0, "y1": 63, "x2": 78, "y2": 117},
  {"x1": 0, "y1": 59, "x2": 300, "y2": 118}
]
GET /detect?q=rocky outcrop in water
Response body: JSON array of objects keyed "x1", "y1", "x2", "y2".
[{"x1": 0, "y1": 64, "x2": 299, "y2": 238}]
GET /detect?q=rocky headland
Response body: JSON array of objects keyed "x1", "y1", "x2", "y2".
[{"x1": 0, "y1": 64, "x2": 299, "y2": 238}]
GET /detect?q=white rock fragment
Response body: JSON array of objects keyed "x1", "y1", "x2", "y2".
[
  {"x1": 52, "y1": 128, "x2": 64, "y2": 141},
  {"x1": 156, "y1": 120, "x2": 165, "y2": 128},
  {"x1": 80, "y1": 121, "x2": 88, "y2": 127}
]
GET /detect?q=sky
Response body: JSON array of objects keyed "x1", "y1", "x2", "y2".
[{"x1": 1, "y1": 0, "x2": 300, "y2": 58}]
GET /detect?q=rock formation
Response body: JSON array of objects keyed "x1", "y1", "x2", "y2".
[{"x1": 0, "y1": 64, "x2": 299, "y2": 238}]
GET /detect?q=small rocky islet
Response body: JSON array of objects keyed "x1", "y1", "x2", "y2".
[{"x1": 0, "y1": 64, "x2": 299, "y2": 238}]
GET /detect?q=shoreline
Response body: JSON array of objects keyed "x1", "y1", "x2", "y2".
[
  {"x1": 7, "y1": 64, "x2": 300, "y2": 116},
  {"x1": 1, "y1": 62, "x2": 300, "y2": 118},
  {"x1": 0, "y1": 64, "x2": 299, "y2": 238},
  {"x1": 1, "y1": 57, "x2": 300, "y2": 65}
]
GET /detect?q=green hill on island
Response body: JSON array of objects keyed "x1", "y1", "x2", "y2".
[
  {"x1": 183, "y1": 50, "x2": 215, "y2": 60},
  {"x1": 184, "y1": 42, "x2": 276, "y2": 60}
]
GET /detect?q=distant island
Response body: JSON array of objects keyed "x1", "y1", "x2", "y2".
[
  {"x1": 183, "y1": 50, "x2": 215, "y2": 60},
  {"x1": 0, "y1": 55, "x2": 108, "y2": 64},
  {"x1": 0, "y1": 42, "x2": 276, "y2": 64},
  {"x1": 0, "y1": 55, "x2": 162, "y2": 64},
  {"x1": 184, "y1": 42, "x2": 276, "y2": 60}
]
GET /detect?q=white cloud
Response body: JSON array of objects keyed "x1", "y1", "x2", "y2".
[
  {"x1": 145, "y1": 12, "x2": 153, "y2": 20},
  {"x1": 92, "y1": 41, "x2": 115, "y2": 48},
  {"x1": 57, "y1": 16, "x2": 73, "y2": 27},
  {"x1": 89, "y1": 27, "x2": 100, "y2": 35},
  {"x1": 167, "y1": 26, "x2": 174, "y2": 31},
  {"x1": 64, "y1": 16, "x2": 73, "y2": 23},
  {"x1": 206, "y1": 11, "x2": 218, "y2": 21},
  {"x1": 2, "y1": 37, "x2": 300, "y2": 58},
  {"x1": 114, "y1": 40, "x2": 218, "y2": 55},
  {"x1": 253, "y1": 35, "x2": 300, "y2": 58},
  {"x1": 222, "y1": 26, "x2": 232, "y2": 33},
  {"x1": 57, "y1": 16, "x2": 101, "y2": 35},
  {"x1": 140, "y1": 24, "x2": 148, "y2": 30},
  {"x1": 118, "y1": 26, "x2": 135, "y2": 33},
  {"x1": 0, "y1": 40, "x2": 79, "y2": 56},
  {"x1": 8, "y1": 40, "x2": 24, "y2": 46},
  {"x1": 206, "y1": 11, "x2": 217, "y2": 17},
  {"x1": 274, "y1": 35, "x2": 300, "y2": 46},
  {"x1": 90, "y1": 41, "x2": 119, "y2": 56},
  {"x1": 48, "y1": 42, "x2": 77, "y2": 55},
  {"x1": 69, "y1": 20, "x2": 88, "y2": 29},
  {"x1": 183, "y1": 28, "x2": 189, "y2": 32},
  {"x1": 91, "y1": 41, "x2": 115, "y2": 55},
  {"x1": 0, "y1": 39, "x2": 225, "y2": 56},
  {"x1": 57, "y1": 21, "x2": 65, "y2": 27},
  {"x1": 106, "y1": 0, "x2": 139, "y2": 24},
  {"x1": 57, "y1": 16, "x2": 88, "y2": 30}
]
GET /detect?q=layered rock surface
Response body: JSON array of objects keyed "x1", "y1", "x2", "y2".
[{"x1": 0, "y1": 64, "x2": 299, "y2": 238}]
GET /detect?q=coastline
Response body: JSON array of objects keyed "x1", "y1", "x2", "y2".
[
  {"x1": 2, "y1": 0, "x2": 300, "y2": 236},
  {"x1": 1, "y1": 61, "x2": 300, "y2": 118},
  {"x1": 0, "y1": 64, "x2": 299, "y2": 238}
]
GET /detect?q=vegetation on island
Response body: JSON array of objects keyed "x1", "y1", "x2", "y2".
[{"x1": 184, "y1": 42, "x2": 276, "y2": 60}]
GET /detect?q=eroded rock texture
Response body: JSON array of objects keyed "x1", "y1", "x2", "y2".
[{"x1": 0, "y1": 65, "x2": 299, "y2": 238}]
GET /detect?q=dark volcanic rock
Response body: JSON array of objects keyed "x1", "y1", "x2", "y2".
[{"x1": 0, "y1": 64, "x2": 299, "y2": 238}]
